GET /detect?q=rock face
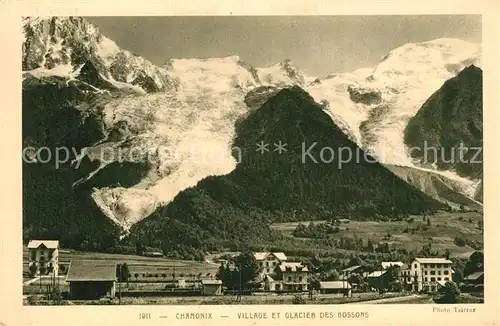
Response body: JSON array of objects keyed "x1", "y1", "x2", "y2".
[
  {"x1": 404, "y1": 65, "x2": 483, "y2": 180},
  {"x1": 22, "y1": 17, "x2": 312, "y2": 241},
  {"x1": 385, "y1": 165, "x2": 482, "y2": 211},
  {"x1": 22, "y1": 17, "x2": 482, "y2": 250},
  {"x1": 306, "y1": 39, "x2": 482, "y2": 205},
  {"x1": 129, "y1": 86, "x2": 444, "y2": 254},
  {"x1": 22, "y1": 16, "x2": 178, "y2": 92}
]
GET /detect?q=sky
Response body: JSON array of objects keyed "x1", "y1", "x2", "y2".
[{"x1": 87, "y1": 15, "x2": 481, "y2": 77}]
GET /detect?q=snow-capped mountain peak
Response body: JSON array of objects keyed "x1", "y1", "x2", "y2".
[
  {"x1": 256, "y1": 58, "x2": 307, "y2": 87},
  {"x1": 22, "y1": 16, "x2": 177, "y2": 92}
]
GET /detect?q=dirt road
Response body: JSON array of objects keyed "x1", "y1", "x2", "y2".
[{"x1": 353, "y1": 294, "x2": 431, "y2": 304}]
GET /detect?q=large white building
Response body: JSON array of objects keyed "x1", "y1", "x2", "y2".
[
  {"x1": 27, "y1": 240, "x2": 60, "y2": 277},
  {"x1": 409, "y1": 257, "x2": 453, "y2": 292}
]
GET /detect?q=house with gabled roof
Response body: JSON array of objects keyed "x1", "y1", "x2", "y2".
[
  {"x1": 27, "y1": 240, "x2": 59, "y2": 277},
  {"x1": 253, "y1": 252, "x2": 287, "y2": 276},
  {"x1": 65, "y1": 260, "x2": 117, "y2": 299},
  {"x1": 381, "y1": 261, "x2": 404, "y2": 269},
  {"x1": 274, "y1": 262, "x2": 309, "y2": 292},
  {"x1": 319, "y1": 281, "x2": 352, "y2": 297},
  {"x1": 340, "y1": 265, "x2": 373, "y2": 280}
]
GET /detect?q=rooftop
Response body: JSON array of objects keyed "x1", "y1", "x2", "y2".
[
  {"x1": 65, "y1": 260, "x2": 117, "y2": 282},
  {"x1": 414, "y1": 258, "x2": 453, "y2": 264},
  {"x1": 342, "y1": 265, "x2": 362, "y2": 272},
  {"x1": 465, "y1": 271, "x2": 484, "y2": 280},
  {"x1": 320, "y1": 281, "x2": 352, "y2": 290},
  {"x1": 201, "y1": 279, "x2": 223, "y2": 285},
  {"x1": 254, "y1": 252, "x2": 287, "y2": 261},
  {"x1": 381, "y1": 261, "x2": 404, "y2": 269},
  {"x1": 367, "y1": 270, "x2": 387, "y2": 278},
  {"x1": 27, "y1": 240, "x2": 59, "y2": 249},
  {"x1": 278, "y1": 262, "x2": 309, "y2": 272}
]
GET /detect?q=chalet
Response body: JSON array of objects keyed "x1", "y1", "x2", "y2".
[
  {"x1": 27, "y1": 240, "x2": 59, "y2": 277},
  {"x1": 464, "y1": 271, "x2": 484, "y2": 285},
  {"x1": 319, "y1": 281, "x2": 352, "y2": 297},
  {"x1": 340, "y1": 265, "x2": 372, "y2": 280},
  {"x1": 399, "y1": 264, "x2": 414, "y2": 291},
  {"x1": 275, "y1": 262, "x2": 309, "y2": 292},
  {"x1": 201, "y1": 279, "x2": 223, "y2": 296},
  {"x1": 254, "y1": 252, "x2": 287, "y2": 276},
  {"x1": 65, "y1": 260, "x2": 117, "y2": 300},
  {"x1": 366, "y1": 270, "x2": 390, "y2": 289}
]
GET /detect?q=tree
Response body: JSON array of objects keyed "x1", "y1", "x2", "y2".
[
  {"x1": 118, "y1": 263, "x2": 131, "y2": 283},
  {"x1": 435, "y1": 281, "x2": 461, "y2": 303},
  {"x1": 59, "y1": 265, "x2": 66, "y2": 275},
  {"x1": 444, "y1": 248, "x2": 451, "y2": 260},
  {"x1": 366, "y1": 239, "x2": 375, "y2": 252},
  {"x1": 427, "y1": 217, "x2": 431, "y2": 226},
  {"x1": 324, "y1": 269, "x2": 340, "y2": 281},
  {"x1": 233, "y1": 252, "x2": 260, "y2": 290},
  {"x1": 385, "y1": 265, "x2": 400, "y2": 283},
  {"x1": 135, "y1": 241, "x2": 144, "y2": 256},
  {"x1": 134, "y1": 273, "x2": 139, "y2": 280},
  {"x1": 216, "y1": 252, "x2": 260, "y2": 291},
  {"x1": 28, "y1": 263, "x2": 37, "y2": 277},
  {"x1": 454, "y1": 236, "x2": 467, "y2": 247},
  {"x1": 216, "y1": 264, "x2": 233, "y2": 287},
  {"x1": 463, "y1": 251, "x2": 483, "y2": 277},
  {"x1": 407, "y1": 217, "x2": 415, "y2": 229},
  {"x1": 39, "y1": 264, "x2": 46, "y2": 275},
  {"x1": 348, "y1": 274, "x2": 364, "y2": 286}
]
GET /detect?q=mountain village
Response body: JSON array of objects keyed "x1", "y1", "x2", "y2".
[
  {"x1": 21, "y1": 17, "x2": 484, "y2": 306},
  {"x1": 24, "y1": 239, "x2": 483, "y2": 305}
]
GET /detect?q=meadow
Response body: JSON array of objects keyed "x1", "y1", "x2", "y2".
[{"x1": 270, "y1": 211, "x2": 483, "y2": 259}]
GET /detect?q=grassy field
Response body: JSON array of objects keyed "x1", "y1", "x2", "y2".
[
  {"x1": 271, "y1": 211, "x2": 483, "y2": 258},
  {"x1": 22, "y1": 248, "x2": 220, "y2": 281}
]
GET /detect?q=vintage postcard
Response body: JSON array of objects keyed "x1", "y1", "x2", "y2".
[{"x1": 0, "y1": 0, "x2": 499, "y2": 325}]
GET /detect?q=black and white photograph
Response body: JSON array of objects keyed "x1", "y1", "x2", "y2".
[{"x1": 20, "y1": 14, "x2": 485, "y2": 307}]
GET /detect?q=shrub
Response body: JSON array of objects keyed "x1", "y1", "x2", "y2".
[
  {"x1": 454, "y1": 236, "x2": 467, "y2": 247},
  {"x1": 434, "y1": 281, "x2": 461, "y2": 303},
  {"x1": 292, "y1": 294, "x2": 306, "y2": 304}
]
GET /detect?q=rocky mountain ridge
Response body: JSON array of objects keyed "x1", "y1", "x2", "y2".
[{"x1": 22, "y1": 17, "x2": 483, "y2": 237}]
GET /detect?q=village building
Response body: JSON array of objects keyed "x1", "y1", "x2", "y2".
[
  {"x1": 201, "y1": 279, "x2": 223, "y2": 296},
  {"x1": 399, "y1": 263, "x2": 414, "y2": 291},
  {"x1": 464, "y1": 271, "x2": 484, "y2": 285},
  {"x1": 381, "y1": 261, "x2": 404, "y2": 269},
  {"x1": 410, "y1": 257, "x2": 453, "y2": 292},
  {"x1": 65, "y1": 260, "x2": 117, "y2": 300},
  {"x1": 319, "y1": 281, "x2": 352, "y2": 297},
  {"x1": 254, "y1": 252, "x2": 287, "y2": 276},
  {"x1": 275, "y1": 262, "x2": 309, "y2": 292},
  {"x1": 462, "y1": 271, "x2": 484, "y2": 293},
  {"x1": 366, "y1": 270, "x2": 389, "y2": 289},
  {"x1": 175, "y1": 278, "x2": 187, "y2": 288},
  {"x1": 263, "y1": 274, "x2": 279, "y2": 291},
  {"x1": 340, "y1": 265, "x2": 372, "y2": 280},
  {"x1": 27, "y1": 240, "x2": 59, "y2": 277},
  {"x1": 143, "y1": 251, "x2": 164, "y2": 258}
]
